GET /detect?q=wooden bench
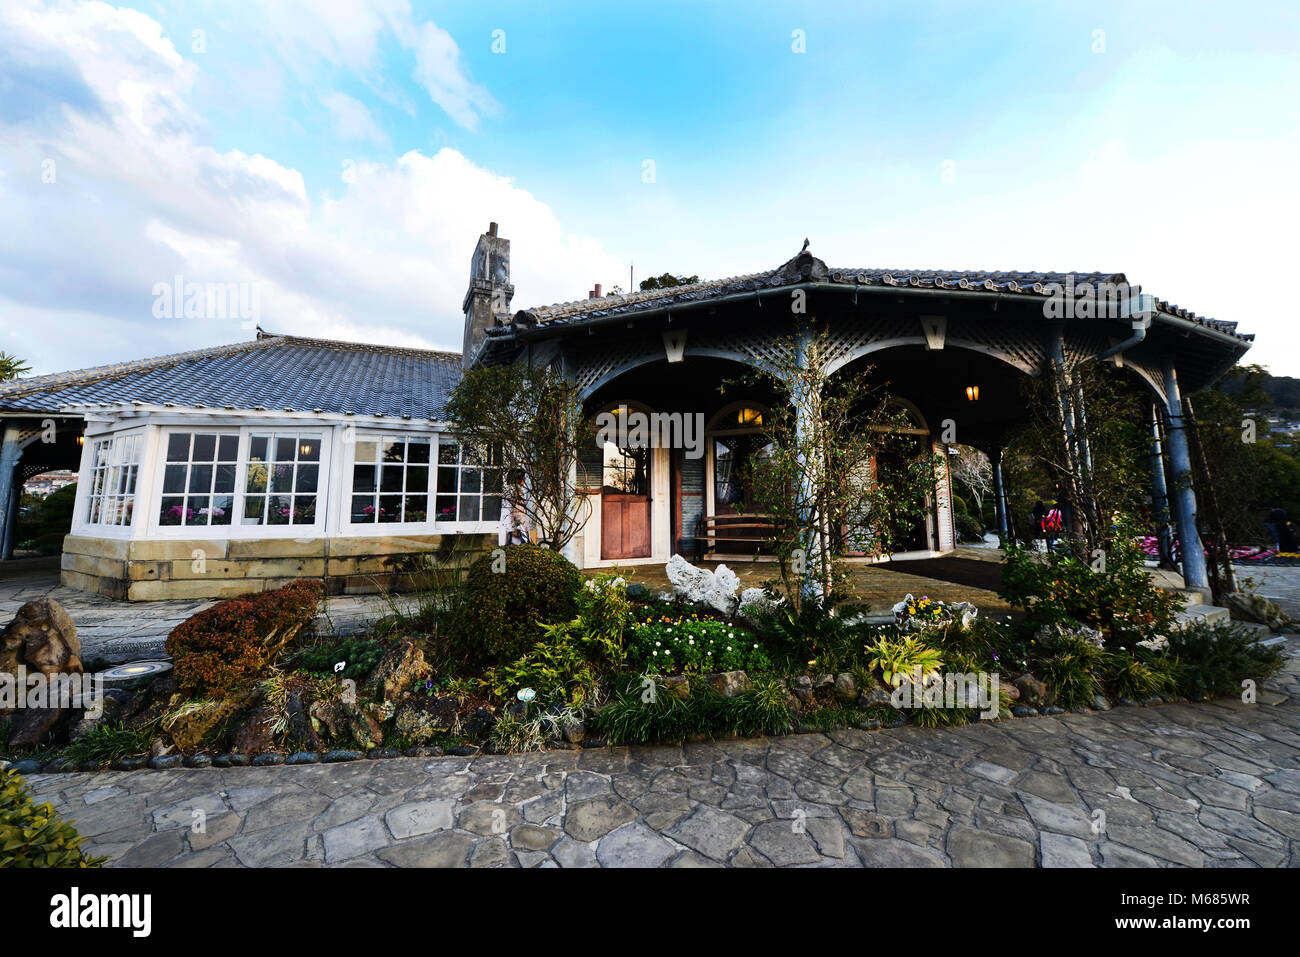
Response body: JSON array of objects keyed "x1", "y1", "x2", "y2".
[{"x1": 697, "y1": 513, "x2": 780, "y2": 558}]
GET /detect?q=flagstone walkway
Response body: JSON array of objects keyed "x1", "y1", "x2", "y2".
[{"x1": 22, "y1": 636, "x2": 1300, "y2": 868}]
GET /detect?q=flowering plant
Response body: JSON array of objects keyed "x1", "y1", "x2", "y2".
[{"x1": 626, "y1": 613, "x2": 770, "y2": 675}]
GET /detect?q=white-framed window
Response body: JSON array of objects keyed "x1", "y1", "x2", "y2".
[
  {"x1": 85, "y1": 433, "x2": 142, "y2": 526},
  {"x1": 242, "y1": 432, "x2": 322, "y2": 526},
  {"x1": 436, "y1": 440, "x2": 502, "y2": 524},
  {"x1": 349, "y1": 434, "x2": 431, "y2": 524},
  {"x1": 159, "y1": 431, "x2": 239, "y2": 527}
]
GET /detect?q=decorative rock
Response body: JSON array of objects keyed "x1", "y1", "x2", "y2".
[
  {"x1": 660, "y1": 675, "x2": 691, "y2": 700},
  {"x1": 448, "y1": 745, "x2": 479, "y2": 756},
  {"x1": 856, "y1": 718, "x2": 882, "y2": 731},
  {"x1": 1140, "y1": 696, "x2": 1163, "y2": 708},
  {"x1": 814, "y1": 674, "x2": 834, "y2": 691},
  {"x1": 581, "y1": 736, "x2": 607, "y2": 749},
  {"x1": 369, "y1": 747, "x2": 403, "y2": 759},
  {"x1": 10, "y1": 759, "x2": 45, "y2": 775},
  {"x1": 213, "y1": 753, "x2": 250, "y2": 767},
  {"x1": 857, "y1": 686, "x2": 893, "y2": 708},
  {"x1": 321, "y1": 749, "x2": 362, "y2": 763},
  {"x1": 706, "y1": 670, "x2": 750, "y2": 698},
  {"x1": 791, "y1": 675, "x2": 814, "y2": 704},
  {"x1": 184, "y1": 754, "x2": 213, "y2": 769},
  {"x1": 0, "y1": 597, "x2": 81, "y2": 676},
  {"x1": 834, "y1": 672, "x2": 857, "y2": 702},
  {"x1": 110, "y1": 756, "x2": 148, "y2": 771},
  {"x1": 286, "y1": 751, "x2": 320, "y2": 765},
  {"x1": 1002, "y1": 684, "x2": 1020, "y2": 701},
  {"x1": 78, "y1": 761, "x2": 100, "y2": 772},
  {"x1": 42, "y1": 757, "x2": 78, "y2": 773},
  {"x1": 403, "y1": 746, "x2": 444, "y2": 757},
  {"x1": 251, "y1": 752, "x2": 286, "y2": 766},
  {"x1": 1117, "y1": 697, "x2": 1139, "y2": 708},
  {"x1": 1012, "y1": 673, "x2": 1050, "y2": 708},
  {"x1": 737, "y1": 587, "x2": 782, "y2": 621},
  {"x1": 1090, "y1": 694, "x2": 1111, "y2": 711},
  {"x1": 148, "y1": 755, "x2": 184, "y2": 770},
  {"x1": 664, "y1": 554, "x2": 741, "y2": 614},
  {"x1": 460, "y1": 707, "x2": 498, "y2": 740},
  {"x1": 1011, "y1": 705, "x2": 1036, "y2": 718},
  {"x1": 1225, "y1": 591, "x2": 1291, "y2": 631},
  {"x1": 394, "y1": 695, "x2": 460, "y2": 744},
  {"x1": 562, "y1": 720, "x2": 586, "y2": 745},
  {"x1": 1041, "y1": 705, "x2": 1065, "y2": 715},
  {"x1": 362, "y1": 638, "x2": 429, "y2": 702}
]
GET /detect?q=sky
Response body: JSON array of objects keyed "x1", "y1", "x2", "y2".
[{"x1": 1, "y1": 0, "x2": 1297, "y2": 377}]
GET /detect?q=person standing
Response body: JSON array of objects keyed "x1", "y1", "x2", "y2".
[
  {"x1": 499, "y1": 468, "x2": 529, "y2": 546},
  {"x1": 1031, "y1": 500, "x2": 1047, "y2": 551}
]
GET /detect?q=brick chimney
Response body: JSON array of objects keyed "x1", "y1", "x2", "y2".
[{"x1": 462, "y1": 222, "x2": 514, "y2": 369}]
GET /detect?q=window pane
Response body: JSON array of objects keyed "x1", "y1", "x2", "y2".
[
  {"x1": 438, "y1": 441, "x2": 458, "y2": 465},
  {"x1": 485, "y1": 470, "x2": 503, "y2": 494},
  {"x1": 459, "y1": 496, "x2": 480, "y2": 522},
  {"x1": 380, "y1": 465, "x2": 404, "y2": 493},
  {"x1": 406, "y1": 466, "x2": 428, "y2": 494},
  {"x1": 186, "y1": 497, "x2": 212, "y2": 524},
  {"x1": 461, "y1": 468, "x2": 481, "y2": 494},
  {"x1": 246, "y1": 461, "x2": 268, "y2": 493},
  {"x1": 404, "y1": 495, "x2": 427, "y2": 522},
  {"x1": 483, "y1": 495, "x2": 501, "y2": 520},
  {"x1": 192, "y1": 434, "x2": 217, "y2": 462},
  {"x1": 268, "y1": 496, "x2": 291, "y2": 525},
  {"x1": 124, "y1": 465, "x2": 139, "y2": 496},
  {"x1": 436, "y1": 496, "x2": 457, "y2": 521},
  {"x1": 408, "y1": 440, "x2": 430, "y2": 464},
  {"x1": 300, "y1": 436, "x2": 321, "y2": 461},
  {"x1": 160, "y1": 497, "x2": 186, "y2": 524},
  {"x1": 355, "y1": 440, "x2": 377, "y2": 463},
  {"x1": 243, "y1": 497, "x2": 264, "y2": 524},
  {"x1": 437, "y1": 467, "x2": 458, "y2": 493},
  {"x1": 275, "y1": 436, "x2": 296, "y2": 463},
  {"x1": 214, "y1": 464, "x2": 236, "y2": 494},
  {"x1": 210, "y1": 496, "x2": 233, "y2": 525},
  {"x1": 352, "y1": 464, "x2": 376, "y2": 493},
  {"x1": 188, "y1": 464, "x2": 213, "y2": 494},
  {"x1": 381, "y1": 438, "x2": 404, "y2": 462},
  {"x1": 249, "y1": 435, "x2": 269, "y2": 461},
  {"x1": 292, "y1": 497, "x2": 316, "y2": 524},
  {"x1": 270, "y1": 463, "x2": 294, "y2": 493},
  {"x1": 353, "y1": 495, "x2": 376, "y2": 522},
  {"x1": 166, "y1": 433, "x2": 190, "y2": 462},
  {"x1": 296, "y1": 464, "x2": 318, "y2": 493},
  {"x1": 218, "y1": 434, "x2": 239, "y2": 461},
  {"x1": 378, "y1": 494, "x2": 401, "y2": 523}
]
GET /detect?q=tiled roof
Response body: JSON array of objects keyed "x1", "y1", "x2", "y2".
[
  {"x1": 511, "y1": 260, "x2": 1251, "y2": 342},
  {"x1": 0, "y1": 331, "x2": 463, "y2": 419}
]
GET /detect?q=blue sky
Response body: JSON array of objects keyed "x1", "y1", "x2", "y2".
[{"x1": 1, "y1": 0, "x2": 1297, "y2": 375}]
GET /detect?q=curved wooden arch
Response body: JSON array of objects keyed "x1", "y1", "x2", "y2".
[{"x1": 823, "y1": 337, "x2": 1040, "y2": 379}]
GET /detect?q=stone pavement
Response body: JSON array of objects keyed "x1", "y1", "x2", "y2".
[{"x1": 26, "y1": 636, "x2": 1300, "y2": 868}]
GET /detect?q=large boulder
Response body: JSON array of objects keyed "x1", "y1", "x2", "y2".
[
  {"x1": 706, "y1": 670, "x2": 750, "y2": 698},
  {"x1": 1225, "y1": 592, "x2": 1291, "y2": 632},
  {"x1": 161, "y1": 688, "x2": 258, "y2": 752},
  {"x1": 393, "y1": 696, "x2": 460, "y2": 744},
  {"x1": 310, "y1": 696, "x2": 384, "y2": 750},
  {"x1": 665, "y1": 554, "x2": 740, "y2": 615},
  {"x1": 1, "y1": 598, "x2": 84, "y2": 748},
  {"x1": 0, "y1": 598, "x2": 81, "y2": 677},
  {"x1": 361, "y1": 638, "x2": 429, "y2": 702}
]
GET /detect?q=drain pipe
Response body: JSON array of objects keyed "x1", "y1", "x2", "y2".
[{"x1": 1095, "y1": 292, "x2": 1157, "y2": 363}]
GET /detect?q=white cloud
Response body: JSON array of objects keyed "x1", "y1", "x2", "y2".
[
  {"x1": 319, "y1": 90, "x2": 388, "y2": 145},
  {"x1": 0, "y1": 0, "x2": 618, "y2": 376}
]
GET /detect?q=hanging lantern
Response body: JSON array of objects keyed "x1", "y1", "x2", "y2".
[{"x1": 965, "y1": 385, "x2": 980, "y2": 402}]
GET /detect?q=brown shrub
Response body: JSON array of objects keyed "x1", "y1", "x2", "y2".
[{"x1": 165, "y1": 581, "x2": 323, "y2": 699}]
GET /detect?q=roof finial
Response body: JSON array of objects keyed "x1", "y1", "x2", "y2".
[{"x1": 801, "y1": 238, "x2": 810, "y2": 253}]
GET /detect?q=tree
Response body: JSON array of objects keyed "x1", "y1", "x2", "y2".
[
  {"x1": 445, "y1": 363, "x2": 595, "y2": 552},
  {"x1": 0, "y1": 353, "x2": 30, "y2": 380},
  {"x1": 950, "y1": 446, "x2": 993, "y2": 519},
  {"x1": 738, "y1": 331, "x2": 935, "y2": 604},
  {"x1": 639, "y1": 273, "x2": 699, "y2": 291}
]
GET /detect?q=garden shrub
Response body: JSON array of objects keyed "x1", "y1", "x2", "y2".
[
  {"x1": 750, "y1": 592, "x2": 866, "y2": 670},
  {"x1": 488, "y1": 623, "x2": 600, "y2": 709},
  {"x1": 1105, "y1": 649, "x2": 1180, "y2": 701},
  {"x1": 165, "y1": 580, "x2": 324, "y2": 698},
  {"x1": 1000, "y1": 536, "x2": 1183, "y2": 646},
  {"x1": 62, "y1": 722, "x2": 154, "y2": 767},
  {"x1": 0, "y1": 768, "x2": 105, "y2": 868},
  {"x1": 1166, "y1": 621, "x2": 1284, "y2": 699},
  {"x1": 1037, "y1": 632, "x2": 1107, "y2": 708},
  {"x1": 295, "y1": 636, "x2": 386, "y2": 681},
  {"x1": 453, "y1": 545, "x2": 582, "y2": 668}
]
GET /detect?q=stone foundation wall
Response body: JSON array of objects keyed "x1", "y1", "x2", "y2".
[{"x1": 60, "y1": 533, "x2": 493, "y2": 601}]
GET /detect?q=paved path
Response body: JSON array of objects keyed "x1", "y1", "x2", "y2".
[
  {"x1": 0, "y1": 565, "x2": 405, "y2": 663},
  {"x1": 25, "y1": 638, "x2": 1300, "y2": 868}
]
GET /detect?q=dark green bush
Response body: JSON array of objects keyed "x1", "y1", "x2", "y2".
[
  {"x1": 955, "y1": 512, "x2": 985, "y2": 544},
  {"x1": 453, "y1": 545, "x2": 582, "y2": 669},
  {"x1": 295, "y1": 636, "x2": 386, "y2": 681},
  {"x1": 590, "y1": 674, "x2": 793, "y2": 744},
  {"x1": 0, "y1": 768, "x2": 105, "y2": 867},
  {"x1": 62, "y1": 722, "x2": 153, "y2": 768},
  {"x1": 1166, "y1": 621, "x2": 1284, "y2": 699},
  {"x1": 165, "y1": 580, "x2": 324, "y2": 698}
]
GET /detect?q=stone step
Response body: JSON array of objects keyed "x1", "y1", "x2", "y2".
[{"x1": 1172, "y1": 603, "x2": 1231, "y2": 628}]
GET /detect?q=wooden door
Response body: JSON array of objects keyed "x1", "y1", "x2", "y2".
[{"x1": 600, "y1": 442, "x2": 651, "y2": 559}]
